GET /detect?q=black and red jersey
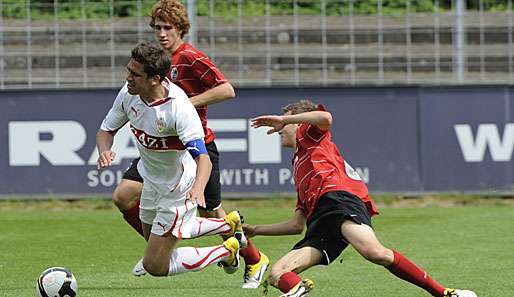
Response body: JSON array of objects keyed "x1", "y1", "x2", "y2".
[
  {"x1": 293, "y1": 106, "x2": 379, "y2": 219},
  {"x1": 168, "y1": 43, "x2": 228, "y2": 144}
]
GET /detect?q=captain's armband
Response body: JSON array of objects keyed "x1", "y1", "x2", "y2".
[{"x1": 185, "y1": 139, "x2": 208, "y2": 159}]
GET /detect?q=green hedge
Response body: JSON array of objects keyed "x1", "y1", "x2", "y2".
[{"x1": 1, "y1": 0, "x2": 511, "y2": 20}]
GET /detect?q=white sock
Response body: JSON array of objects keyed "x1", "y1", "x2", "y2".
[
  {"x1": 168, "y1": 245, "x2": 230, "y2": 275},
  {"x1": 188, "y1": 217, "x2": 231, "y2": 237}
]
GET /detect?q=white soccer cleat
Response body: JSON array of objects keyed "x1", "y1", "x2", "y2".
[
  {"x1": 242, "y1": 252, "x2": 269, "y2": 289},
  {"x1": 132, "y1": 258, "x2": 147, "y2": 277},
  {"x1": 443, "y1": 288, "x2": 477, "y2": 297},
  {"x1": 279, "y1": 279, "x2": 314, "y2": 297}
]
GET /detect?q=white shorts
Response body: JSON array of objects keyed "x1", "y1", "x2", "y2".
[{"x1": 139, "y1": 184, "x2": 198, "y2": 238}]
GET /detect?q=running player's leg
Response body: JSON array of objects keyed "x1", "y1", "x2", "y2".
[
  {"x1": 269, "y1": 247, "x2": 319, "y2": 296},
  {"x1": 133, "y1": 187, "x2": 244, "y2": 277},
  {"x1": 113, "y1": 158, "x2": 143, "y2": 236},
  {"x1": 269, "y1": 201, "x2": 351, "y2": 296},
  {"x1": 142, "y1": 229, "x2": 240, "y2": 277},
  {"x1": 342, "y1": 220, "x2": 450, "y2": 296},
  {"x1": 200, "y1": 142, "x2": 268, "y2": 287},
  {"x1": 341, "y1": 207, "x2": 476, "y2": 297},
  {"x1": 140, "y1": 186, "x2": 239, "y2": 277}
]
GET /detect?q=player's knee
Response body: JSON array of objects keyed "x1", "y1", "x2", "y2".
[
  {"x1": 143, "y1": 258, "x2": 168, "y2": 277},
  {"x1": 360, "y1": 246, "x2": 391, "y2": 265},
  {"x1": 111, "y1": 190, "x2": 127, "y2": 210},
  {"x1": 269, "y1": 264, "x2": 288, "y2": 287},
  {"x1": 112, "y1": 186, "x2": 138, "y2": 211}
]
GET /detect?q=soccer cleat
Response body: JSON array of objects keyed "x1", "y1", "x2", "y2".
[
  {"x1": 279, "y1": 279, "x2": 314, "y2": 297},
  {"x1": 218, "y1": 237, "x2": 240, "y2": 274},
  {"x1": 443, "y1": 288, "x2": 478, "y2": 297},
  {"x1": 132, "y1": 258, "x2": 147, "y2": 277},
  {"x1": 242, "y1": 252, "x2": 270, "y2": 289},
  {"x1": 223, "y1": 211, "x2": 248, "y2": 248}
]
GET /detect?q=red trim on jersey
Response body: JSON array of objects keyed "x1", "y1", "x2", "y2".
[
  {"x1": 130, "y1": 125, "x2": 185, "y2": 151},
  {"x1": 147, "y1": 97, "x2": 173, "y2": 107},
  {"x1": 102, "y1": 120, "x2": 129, "y2": 135},
  {"x1": 293, "y1": 122, "x2": 379, "y2": 219},
  {"x1": 138, "y1": 78, "x2": 174, "y2": 107},
  {"x1": 169, "y1": 43, "x2": 227, "y2": 143}
]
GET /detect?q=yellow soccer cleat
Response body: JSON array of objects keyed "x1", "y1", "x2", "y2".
[
  {"x1": 223, "y1": 210, "x2": 247, "y2": 248},
  {"x1": 219, "y1": 237, "x2": 240, "y2": 274}
]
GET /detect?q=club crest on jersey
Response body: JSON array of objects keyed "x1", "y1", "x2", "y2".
[
  {"x1": 170, "y1": 67, "x2": 178, "y2": 80},
  {"x1": 156, "y1": 118, "x2": 166, "y2": 132}
]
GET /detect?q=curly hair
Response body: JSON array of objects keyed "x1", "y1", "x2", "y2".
[
  {"x1": 282, "y1": 100, "x2": 318, "y2": 115},
  {"x1": 149, "y1": 0, "x2": 190, "y2": 39}
]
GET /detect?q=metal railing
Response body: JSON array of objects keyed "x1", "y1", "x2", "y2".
[{"x1": 1, "y1": 0, "x2": 514, "y2": 89}]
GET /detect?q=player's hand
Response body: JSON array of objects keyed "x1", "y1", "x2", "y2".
[
  {"x1": 251, "y1": 115, "x2": 286, "y2": 134},
  {"x1": 242, "y1": 223, "x2": 257, "y2": 238},
  {"x1": 97, "y1": 150, "x2": 116, "y2": 169},
  {"x1": 186, "y1": 186, "x2": 206, "y2": 208}
]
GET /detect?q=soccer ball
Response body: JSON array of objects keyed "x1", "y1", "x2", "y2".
[{"x1": 36, "y1": 267, "x2": 78, "y2": 297}]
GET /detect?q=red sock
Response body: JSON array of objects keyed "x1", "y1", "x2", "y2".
[
  {"x1": 278, "y1": 272, "x2": 302, "y2": 293},
  {"x1": 386, "y1": 250, "x2": 446, "y2": 297},
  {"x1": 121, "y1": 202, "x2": 144, "y2": 237},
  {"x1": 240, "y1": 239, "x2": 261, "y2": 265}
]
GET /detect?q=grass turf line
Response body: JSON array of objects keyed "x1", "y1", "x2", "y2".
[{"x1": 0, "y1": 197, "x2": 512, "y2": 297}]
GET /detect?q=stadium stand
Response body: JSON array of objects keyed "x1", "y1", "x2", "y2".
[{"x1": 1, "y1": 12, "x2": 513, "y2": 88}]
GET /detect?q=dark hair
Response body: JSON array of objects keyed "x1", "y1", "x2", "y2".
[
  {"x1": 282, "y1": 100, "x2": 318, "y2": 115},
  {"x1": 131, "y1": 41, "x2": 170, "y2": 82},
  {"x1": 149, "y1": 0, "x2": 190, "y2": 39}
]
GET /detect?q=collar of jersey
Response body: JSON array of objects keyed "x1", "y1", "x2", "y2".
[{"x1": 142, "y1": 78, "x2": 174, "y2": 107}]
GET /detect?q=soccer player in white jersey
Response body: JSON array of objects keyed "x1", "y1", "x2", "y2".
[
  {"x1": 96, "y1": 42, "x2": 246, "y2": 278},
  {"x1": 113, "y1": 1, "x2": 269, "y2": 288}
]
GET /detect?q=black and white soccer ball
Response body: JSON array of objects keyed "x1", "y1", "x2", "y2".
[{"x1": 36, "y1": 267, "x2": 78, "y2": 297}]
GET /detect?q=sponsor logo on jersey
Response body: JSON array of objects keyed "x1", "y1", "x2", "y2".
[{"x1": 130, "y1": 125, "x2": 185, "y2": 150}]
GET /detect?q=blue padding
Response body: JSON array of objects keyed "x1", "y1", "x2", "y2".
[{"x1": 185, "y1": 139, "x2": 208, "y2": 158}]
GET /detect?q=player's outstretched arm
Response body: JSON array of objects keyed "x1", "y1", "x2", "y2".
[
  {"x1": 189, "y1": 82, "x2": 235, "y2": 107},
  {"x1": 251, "y1": 111, "x2": 332, "y2": 134},
  {"x1": 243, "y1": 209, "x2": 306, "y2": 237},
  {"x1": 96, "y1": 130, "x2": 116, "y2": 169},
  {"x1": 285, "y1": 111, "x2": 332, "y2": 131},
  {"x1": 250, "y1": 115, "x2": 287, "y2": 134}
]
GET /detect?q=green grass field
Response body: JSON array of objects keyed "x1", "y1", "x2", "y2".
[{"x1": 0, "y1": 197, "x2": 513, "y2": 297}]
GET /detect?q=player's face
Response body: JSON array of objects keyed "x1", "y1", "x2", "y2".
[
  {"x1": 125, "y1": 59, "x2": 152, "y2": 95},
  {"x1": 153, "y1": 19, "x2": 182, "y2": 52},
  {"x1": 280, "y1": 112, "x2": 298, "y2": 148},
  {"x1": 280, "y1": 124, "x2": 297, "y2": 148}
]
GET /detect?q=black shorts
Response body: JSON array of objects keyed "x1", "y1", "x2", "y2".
[
  {"x1": 122, "y1": 158, "x2": 144, "y2": 183},
  {"x1": 292, "y1": 191, "x2": 373, "y2": 266},
  {"x1": 122, "y1": 141, "x2": 222, "y2": 211}
]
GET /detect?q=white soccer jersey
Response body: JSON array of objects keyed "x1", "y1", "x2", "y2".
[{"x1": 100, "y1": 78, "x2": 204, "y2": 194}]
